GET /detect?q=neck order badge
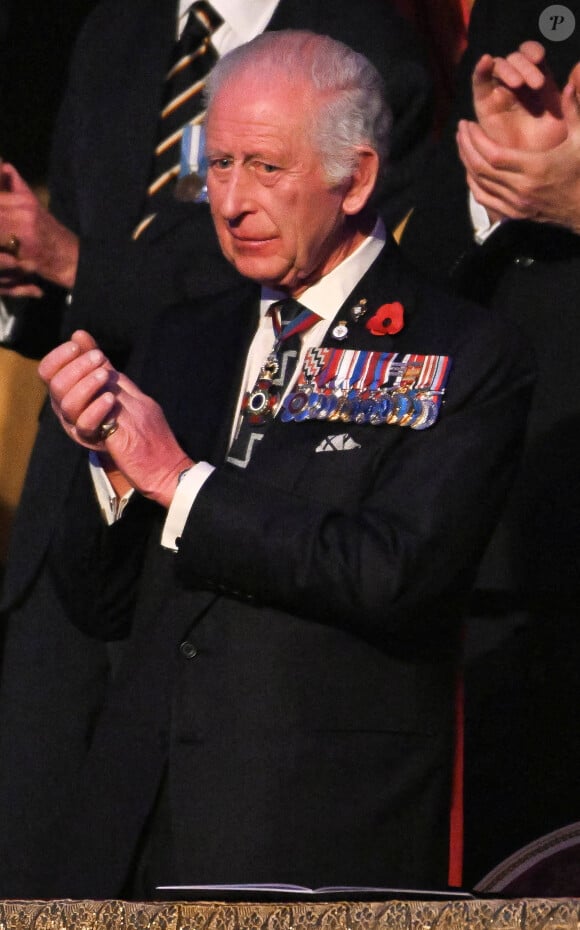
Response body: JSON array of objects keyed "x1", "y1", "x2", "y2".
[{"x1": 227, "y1": 299, "x2": 320, "y2": 468}]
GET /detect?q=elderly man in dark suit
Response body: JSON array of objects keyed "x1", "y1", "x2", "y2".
[
  {"x1": 36, "y1": 30, "x2": 533, "y2": 899},
  {"x1": 0, "y1": 0, "x2": 436, "y2": 898}
]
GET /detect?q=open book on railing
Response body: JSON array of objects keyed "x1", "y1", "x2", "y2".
[{"x1": 155, "y1": 883, "x2": 474, "y2": 901}]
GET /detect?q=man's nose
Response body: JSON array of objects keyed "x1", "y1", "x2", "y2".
[{"x1": 221, "y1": 167, "x2": 255, "y2": 220}]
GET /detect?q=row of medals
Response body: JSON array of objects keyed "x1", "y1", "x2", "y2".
[
  {"x1": 281, "y1": 380, "x2": 441, "y2": 430},
  {"x1": 243, "y1": 354, "x2": 441, "y2": 431}
]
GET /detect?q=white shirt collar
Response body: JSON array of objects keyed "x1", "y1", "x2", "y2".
[
  {"x1": 213, "y1": 0, "x2": 278, "y2": 41},
  {"x1": 260, "y1": 218, "x2": 386, "y2": 322},
  {"x1": 178, "y1": 0, "x2": 279, "y2": 48}
]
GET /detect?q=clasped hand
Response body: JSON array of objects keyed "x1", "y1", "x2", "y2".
[
  {"x1": 0, "y1": 162, "x2": 79, "y2": 297},
  {"x1": 456, "y1": 41, "x2": 580, "y2": 230},
  {"x1": 39, "y1": 330, "x2": 194, "y2": 507}
]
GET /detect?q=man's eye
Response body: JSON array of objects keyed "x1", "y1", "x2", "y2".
[
  {"x1": 257, "y1": 162, "x2": 279, "y2": 174},
  {"x1": 210, "y1": 158, "x2": 232, "y2": 170}
]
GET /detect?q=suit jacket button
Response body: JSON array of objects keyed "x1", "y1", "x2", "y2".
[
  {"x1": 513, "y1": 255, "x2": 534, "y2": 267},
  {"x1": 179, "y1": 640, "x2": 198, "y2": 659}
]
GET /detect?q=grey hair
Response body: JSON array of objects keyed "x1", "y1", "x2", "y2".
[{"x1": 204, "y1": 30, "x2": 391, "y2": 185}]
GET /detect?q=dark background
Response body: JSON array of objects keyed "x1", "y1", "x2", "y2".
[{"x1": 0, "y1": 0, "x2": 99, "y2": 185}]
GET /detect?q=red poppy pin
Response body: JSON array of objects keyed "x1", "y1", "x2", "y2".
[{"x1": 365, "y1": 301, "x2": 404, "y2": 336}]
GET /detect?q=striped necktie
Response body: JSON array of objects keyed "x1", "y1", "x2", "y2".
[
  {"x1": 134, "y1": 0, "x2": 223, "y2": 238},
  {"x1": 227, "y1": 299, "x2": 321, "y2": 469}
]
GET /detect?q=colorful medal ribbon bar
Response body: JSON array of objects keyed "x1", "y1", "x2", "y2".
[{"x1": 281, "y1": 348, "x2": 453, "y2": 430}]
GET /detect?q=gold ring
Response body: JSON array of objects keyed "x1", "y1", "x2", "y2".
[
  {"x1": 0, "y1": 234, "x2": 20, "y2": 257},
  {"x1": 98, "y1": 419, "x2": 119, "y2": 441}
]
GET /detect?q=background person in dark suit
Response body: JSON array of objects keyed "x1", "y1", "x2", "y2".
[
  {"x1": 400, "y1": 0, "x2": 580, "y2": 885},
  {"x1": 36, "y1": 29, "x2": 533, "y2": 900},
  {"x1": 0, "y1": 0, "x2": 438, "y2": 897}
]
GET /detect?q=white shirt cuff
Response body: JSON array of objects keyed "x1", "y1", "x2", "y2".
[
  {"x1": 89, "y1": 451, "x2": 134, "y2": 524},
  {"x1": 161, "y1": 460, "x2": 215, "y2": 551},
  {"x1": 0, "y1": 299, "x2": 17, "y2": 342},
  {"x1": 469, "y1": 191, "x2": 504, "y2": 244}
]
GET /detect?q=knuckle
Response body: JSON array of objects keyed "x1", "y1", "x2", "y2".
[{"x1": 59, "y1": 395, "x2": 77, "y2": 422}]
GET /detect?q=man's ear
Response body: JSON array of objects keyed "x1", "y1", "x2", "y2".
[{"x1": 342, "y1": 146, "x2": 380, "y2": 215}]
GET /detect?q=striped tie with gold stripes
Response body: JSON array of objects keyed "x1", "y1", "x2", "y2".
[{"x1": 134, "y1": 0, "x2": 223, "y2": 238}]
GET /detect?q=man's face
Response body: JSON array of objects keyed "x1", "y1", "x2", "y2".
[{"x1": 205, "y1": 73, "x2": 357, "y2": 294}]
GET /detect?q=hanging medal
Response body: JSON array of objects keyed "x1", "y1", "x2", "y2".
[
  {"x1": 242, "y1": 353, "x2": 280, "y2": 425},
  {"x1": 241, "y1": 303, "x2": 320, "y2": 427}
]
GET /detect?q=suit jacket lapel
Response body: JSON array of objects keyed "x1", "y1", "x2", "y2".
[
  {"x1": 320, "y1": 235, "x2": 420, "y2": 352},
  {"x1": 140, "y1": 284, "x2": 259, "y2": 463},
  {"x1": 127, "y1": 0, "x2": 177, "y2": 224},
  {"x1": 90, "y1": 0, "x2": 176, "y2": 230}
]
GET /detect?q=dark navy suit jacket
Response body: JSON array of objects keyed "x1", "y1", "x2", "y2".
[{"x1": 31, "y1": 237, "x2": 534, "y2": 899}]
